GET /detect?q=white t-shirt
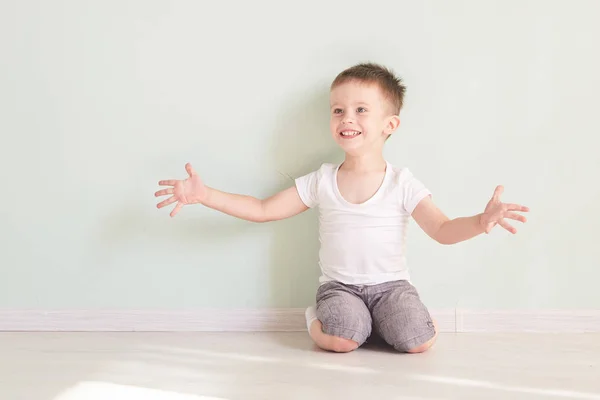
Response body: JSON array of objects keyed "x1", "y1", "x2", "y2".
[{"x1": 295, "y1": 161, "x2": 431, "y2": 286}]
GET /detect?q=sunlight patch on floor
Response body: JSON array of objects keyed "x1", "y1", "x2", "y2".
[
  {"x1": 54, "y1": 381, "x2": 227, "y2": 400},
  {"x1": 410, "y1": 374, "x2": 600, "y2": 399},
  {"x1": 143, "y1": 345, "x2": 377, "y2": 374}
]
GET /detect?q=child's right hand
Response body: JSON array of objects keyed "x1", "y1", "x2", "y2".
[{"x1": 155, "y1": 163, "x2": 208, "y2": 217}]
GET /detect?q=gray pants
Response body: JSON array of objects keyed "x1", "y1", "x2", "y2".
[{"x1": 316, "y1": 280, "x2": 436, "y2": 352}]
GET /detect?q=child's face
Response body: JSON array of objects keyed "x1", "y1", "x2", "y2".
[{"x1": 329, "y1": 80, "x2": 399, "y2": 156}]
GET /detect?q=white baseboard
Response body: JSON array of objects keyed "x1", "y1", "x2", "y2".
[
  {"x1": 0, "y1": 309, "x2": 306, "y2": 332},
  {"x1": 0, "y1": 309, "x2": 599, "y2": 333},
  {"x1": 455, "y1": 309, "x2": 600, "y2": 333}
]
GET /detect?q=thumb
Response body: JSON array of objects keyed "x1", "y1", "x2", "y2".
[
  {"x1": 185, "y1": 163, "x2": 197, "y2": 178},
  {"x1": 485, "y1": 221, "x2": 495, "y2": 234},
  {"x1": 492, "y1": 185, "x2": 504, "y2": 201}
]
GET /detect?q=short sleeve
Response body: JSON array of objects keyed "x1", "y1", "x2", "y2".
[
  {"x1": 295, "y1": 168, "x2": 322, "y2": 208},
  {"x1": 398, "y1": 168, "x2": 432, "y2": 214}
]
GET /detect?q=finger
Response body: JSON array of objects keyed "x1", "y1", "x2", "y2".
[
  {"x1": 158, "y1": 180, "x2": 177, "y2": 186},
  {"x1": 154, "y1": 188, "x2": 174, "y2": 197},
  {"x1": 499, "y1": 219, "x2": 517, "y2": 234},
  {"x1": 157, "y1": 196, "x2": 177, "y2": 209},
  {"x1": 185, "y1": 163, "x2": 197, "y2": 178},
  {"x1": 506, "y1": 204, "x2": 530, "y2": 212},
  {"x1": 492, "y1": 185, "x2": 504, "y2": 201},
  {"x1": 170, "y1": 202, "x2": 184, "y2": 217},
  {"x1": 505, "y1": 212, "x2": 527, "y2": 223},
  {"x1": 485, "y1": 221, "x2": 496, "y2": 234}
]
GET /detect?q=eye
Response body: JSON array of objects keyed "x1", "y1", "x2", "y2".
[
  {"x1": 357, "y1": 107, "x2": 367, "y2": 113},
  {"x1": 333, "y1": 108, "x2": 343, "y2": 114}
]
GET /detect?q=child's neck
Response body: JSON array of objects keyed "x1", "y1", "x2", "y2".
[{"x1": 341, "y1": 153, "x2": 386, "y2": 173}]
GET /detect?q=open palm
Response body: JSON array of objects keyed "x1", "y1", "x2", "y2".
[
  {"x1": 155, "y1": 163, "x2": 207, "y2": 217},
  {"x1": 481, "y1": 185, "x2": 529, "y2": 234}
]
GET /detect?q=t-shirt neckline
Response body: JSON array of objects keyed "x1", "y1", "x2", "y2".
[{"x1": 333, "y1": 161, "x2": 391, "y2": 207}]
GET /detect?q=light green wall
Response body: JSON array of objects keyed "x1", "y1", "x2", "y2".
[{"x1": 1, "y1": 0, "x2": 599, "y2": 309}]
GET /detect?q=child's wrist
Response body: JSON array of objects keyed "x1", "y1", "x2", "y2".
[
  {"x1": 477, "y1": 213, "x2": 487, "y2": 231},
  {"x1": 197, "y1": 186, "x2": 211, "y2": 205}
]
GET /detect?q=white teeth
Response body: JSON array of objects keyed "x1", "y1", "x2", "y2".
[{"x1": 341, "y1": 131, "x2": 361, "y2": 136}]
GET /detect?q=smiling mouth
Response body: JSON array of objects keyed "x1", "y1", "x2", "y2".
[{"x1": 340, "y1": 130, "x2": 362, "y2": 138}]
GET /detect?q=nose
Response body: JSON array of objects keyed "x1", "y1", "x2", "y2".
[{"x1": 342, "y1": 114, "x2": 355, "y2": 124}]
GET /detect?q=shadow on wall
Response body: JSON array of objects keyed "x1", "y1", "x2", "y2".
[
  {"x1": 92, "y1": 85, "x2": 340, "y2": 309},
  {"x1": 267, "y1": 85, "x2": 341, "y2": 308}
]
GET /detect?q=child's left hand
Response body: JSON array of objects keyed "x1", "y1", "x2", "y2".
[{"x1": 480, "y1": 185, "x2": 529, "y2": 234}]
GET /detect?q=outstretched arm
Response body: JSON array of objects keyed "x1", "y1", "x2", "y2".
[
  {"x1": 155, "y1": 163, "x2": 308, "y2": 222},
  {"x1": 411, "y1": 185, "x2": 529, "y2": 245}
]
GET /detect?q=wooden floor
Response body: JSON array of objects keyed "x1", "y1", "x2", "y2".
[{"x1": 1, "y1": 332, "x2": 599, "y2": 400}]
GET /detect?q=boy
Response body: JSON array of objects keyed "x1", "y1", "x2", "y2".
[{"x1": 155, "y1": 63, "x2": 529, "y2": 354}]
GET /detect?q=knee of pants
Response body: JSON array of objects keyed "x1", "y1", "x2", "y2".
[
  {"x1": 316, "y1": 304, "x2": 372, "y2": 345},
  {"x1": 377, "y1": 314, "x2": 436, "y2": 352},
  {"x1": 316, "y1": 282, "x2": 372, "y2": 344},
  {"x1": 317, "y1": 303, "x2": 370, "y2": 333}
]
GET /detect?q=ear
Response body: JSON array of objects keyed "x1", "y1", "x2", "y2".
[{"x1": 383, "y1": 115, "x2": 401, "y2": 136}]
